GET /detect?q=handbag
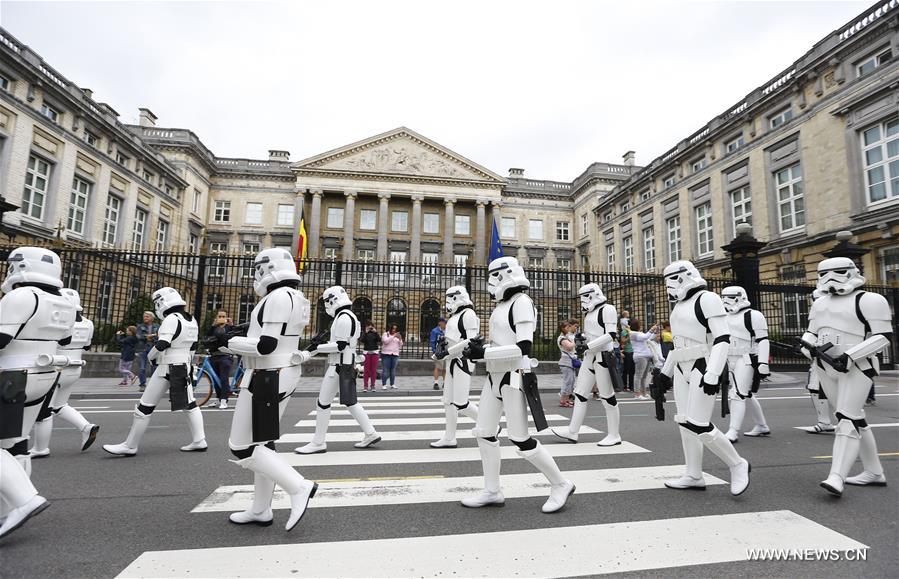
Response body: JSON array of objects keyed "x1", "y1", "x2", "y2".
[{"x1": 566, "y1": 352, "x2": 582, "y2": 369}]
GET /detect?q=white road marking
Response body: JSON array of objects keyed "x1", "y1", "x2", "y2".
[
  {"x1": 277, "y1": 427, "x2": 600, "y2": 443},
  {"x1": 192, "y1": 464, "x2": 724, "y2": 512},
  {"x1": 293, "y1": 414, "x2": 570, "y2": 427},
  {"x1": 120, "y1": 510, "x2": 866, "y2": 578}
]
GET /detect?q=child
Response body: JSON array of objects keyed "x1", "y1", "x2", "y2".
[{"x1": 116, "y1": 326, "x2": 139, "y2": 386}]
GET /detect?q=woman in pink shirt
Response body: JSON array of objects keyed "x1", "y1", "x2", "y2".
[{"x1": 380, "y1": 325, "x2": 404, "y2": 390}]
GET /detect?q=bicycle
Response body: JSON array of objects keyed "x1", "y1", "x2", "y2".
[{"x1": 192, "y1": 354, "x2": 245, "y2": 407}]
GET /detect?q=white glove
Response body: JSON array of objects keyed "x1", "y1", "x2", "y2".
[
  {"x1": 147, "y1": 348, "x2": 159, "y2": 362},
  {"x1": 291, "y1": 350, "x2": 313, "y2": 365}
]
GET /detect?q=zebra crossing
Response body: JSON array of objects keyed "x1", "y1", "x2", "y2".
[{"x1": 117, "y1": 394, "x2": 870, "y2": 578}]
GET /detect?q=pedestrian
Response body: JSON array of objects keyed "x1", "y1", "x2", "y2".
[
  {"x1": 116, "y1": 326, "x2": 139, "y2": 386},
  {"x1": 620, "y1": 310, "x2": 630, "y2": 329},
  {"x1": 135, "y1": 310, "x2": 160, "y2": 392},
  {"x1": 627, "y1": 319, "x2": 658, "y2": 400},
  {"x1": 361, "y1": 322, "x2": 381, "y2": 392},
  {"x1": 430, "y1": 318, "x2": 447, "y2": 390},
  {"x1": 620, "y1": 322, "x2": 635, "y2": 392},
  {"x1": 205, "y1": 309, "x2": 234, "y2": 409},
  {"x1": 557, "y1": 321, "x2": 577, "y2": 407},
  {"x1": 380, "y1": 325, "x2": 403, "y2": 390},
  {"x1": 661, "y1": 321, "x2": 674, "y2": 359}
]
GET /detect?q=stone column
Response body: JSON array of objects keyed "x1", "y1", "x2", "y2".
[
  {"x1": 475, "y1": 201, "x2": 487, "y2": 265},
  {"x1": 443, "y1": 196, "x2": 456, "y2": 263},
  {"x1": 342, "y1": 190, "x2": 357, "y2": 259},
  {"x1": 377, "y1": 192, "x2": 390, "y2": 260},
  {"x1": 410, "y1": 194, "x2": 424, "y2": 261},
  {"x1": 308, "y1": 189, "x2": 322, "y2": 258}
]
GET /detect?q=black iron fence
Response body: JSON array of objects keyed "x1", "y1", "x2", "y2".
[{"x1": 1, "y1": 247, "x2": 896, "y2": 367}]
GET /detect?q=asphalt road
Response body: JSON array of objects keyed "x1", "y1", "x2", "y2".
[{"x1": 2, "y1": 377, "x2": 897, "y2": 578}]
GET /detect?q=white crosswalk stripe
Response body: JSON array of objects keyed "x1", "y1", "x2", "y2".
[
  {"x1": 293, "y1": 414, "x2": 571, "y2": 427},
  {"x1": 277, "y1": 427, "x2": 599, "y2": 443}
]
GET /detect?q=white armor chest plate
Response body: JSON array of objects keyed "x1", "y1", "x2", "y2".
[
  {"x1": 169, "y1": 314, "x2": 199, "y2": 349},
  {"x1": 328, "y1": 310, "x2": 360, "y2": 365},
  {"x1": 584, "y1": 308, "x2": 605, "y2": 341},
  {"x1": 489, "y1": 299, "x2": 518, "y2": 347},
  {"x1": 445, "y1": 312, "x2": 465, "y2": 346},
  {"x1": 63, "y1": 318, "x2": 93, "y2": 351},
  {"x1": 726, "y1": 312, "x2": 755, "y2": 356},
  {"x1": 247, "y1": 288, "x2": 306, "y2": 359},
  {"x1": 814, "y1": 295, "x2": 866, "y2": 350},
  {"x1": 16, "y1": 290, "x2": 76, "y2": 341},
  {"x1": 670, "y1": 292, "x2": 709, "y2": 348}
]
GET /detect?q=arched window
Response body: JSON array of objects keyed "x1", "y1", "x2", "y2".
[
  {"x1": 353, "y1": 296, "x2": 373, "y2": 328},
  {"x1": 315, "y1": 297, "x2": 330, "y2": 334},
  {"x1": 386, "y1": 297, "x2": 407, "y2": 337},
  {"x1": 419, "y1": 298, "x2": 441, "y2": 342}
]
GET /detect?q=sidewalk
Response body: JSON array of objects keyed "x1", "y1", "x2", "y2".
[{"x1": 66, "y1": 371, "x2": 837, "y2": 400}]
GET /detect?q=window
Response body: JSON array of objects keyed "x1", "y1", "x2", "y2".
[
  {"x1": 63, "y1": 262, "x2": 81, "y2": 292},
  {"x1": 769, "y1": 107, "x2": 793, "y2": 129},
  {"x1": 667, "y1": 216, "x2": 682, "y2": 262},
  {"x1": 208, "y1": 242, "x2": 227, "y2": 279},
  {"x1": 695, "y1": 202, "x2": 714, "y2": 257},
  {"x1": 528, "y1": 219, "x2": 543, "y2": 240},
  {"x1": 116, "y1": 152, "x2": 130, "y2": 167},
  {"x1": 857, "y1": 46, "x2": 892, "y2": 76},
  {"x1": 501, "y1": 216, "x2": 516, "y2": 238},
  {"x1": 455, "y1": 214, "x2": 470, "y2": 235},
  {"x1": 783, "y1": 292, "x2": 810, "y2": 332},
  {"x1": 327, "y1": 207, "x2": 344, "y2": 228},
  {"x1": 97, "y1": 271, "x2": 114, "y2": 324},
  {"x1": 580, "y1": 213, "x2": 588, "y2": 237},
  {"x1": 83, "y1": 131, "x2": 98, "y2": 148},
  {"x1": 643, "y1": 227, "x2": 655, "y2": 270},
  {"x1": 691, "y1": 157, "x2": 706, "y2": 173},
  {"x1": 102, "y1": 194, "x2": 121, "y2": 246},
  {"x1": 419, "y1": 299, "x2": 441, "y2": 342},
  {"x1": 386, "y1": 297, "x2": 408, "y2": 336},
  {"x1": 620, "y1": 201, "x2": 630, "y2": 213},
  {"x1": 356, "y1": 249, "x2": 375, "y2": 282},
  {"x1": 142, "y1": 170, "x2": 153, "y2": 182},
  {"x1": 323, "y1": 247, "x2": 337, "y2": 260},
  {"x1": 581, "y1": 253, "x2": 590, "y2": 269},
  {"x1": 245, "y1": 202, "x2": 262, "y2": 225},
  {"x1": 453, "y1": 254, "x2": 468, "y2": 284},
  {"x1": 881, "y1": 246, "x2": 899, "y2": 283},
  {"x1": 155, "y1": 219, "x2": 168, "y2": 251},
  {"x1": 640, "y1": 190, "x2": 651, "y2": 201},
  {"x1": 130, "y1": 276, "x2": 143, "y2": 303},
  {"x1": 603, "y1": 211, "x2": 613, "y2": 223},
  {"x1": 192, "y1": 189, "x2": 202, "y2": 214},
  {"x1": 238, "y1": 294, "x2": 255, "y2": 325},
  {"x1": 861, "y1": 118, "x2": 899, "y2": 204},
  {"x1": 775, "y1": 163, "x2": 805, "y2": 232},
  {"x1": 189, "y1": 233, "x2": 199, "y2": 255},
  {"x1": 663, "y1": 174, "x2": 676, "y2": 188},
  {"x1": 205, "y1": 292, "x2": 223, "y2": 314},
  {"x1": 606, "y1": 244, "x2": 615, "y2": 270},
  {"x1": 556, "y1": 221, "x2": 569, "y2": 241},
  {"x1": 422, "y1": 252, "x2": 439, "y2": 285},
  {"x1": 423, "y1": 212, "x2": 440, "y2": 234},
  {"x1": 391, "y1": 210, "x2": 408, "y2": 232},
  {"x1": 359, "y1": 209, "x2": 376, "y2": 230},
  {"x1": 40, "y1": 103, "x2": 59, "y2": 122},
  {"x1": 242, "y1": 243, "x2": 260, "y2": 278},
  {"x1": 131, "y1": 209, "x2": 147, "y2": 249},
  {"x1": 214, "y1": 200, "x2": 230, "y2": 222},
  {"x1": 623, "y1": 236, "x2": 634, "y2": 272},
  {"x1": 68, "y1": 177, "x2": 91, "y2": 236},
  {"x1": 22, "y1": 155, "x2": 51, "y2": 220},
  {"x1": 729, "y1": 186, "x2": 752, "y2": 231},
  {"x1": 529, "y1": 257, "x2": 544, "y2": 290},
  {"x1": 357, "y1": 248, "x2": 375, "y2": 261},
  {"x1": 557, "y1": 258, "x2": 571, "y2": 292},
  {"x1": 164, "y1": 184, "x2": 174, "y2": 198},
  {"x1": 275, "y1": 203, "x2": 293, "y2": 226},
  {"x1": 0, "y1": 74, "x2": 8, "y2": 91},
  {"x1": 389, "y1": 251, "x2": 407, "y2": 282},
  {"x1": 725, "y1": 135, "x2": 745, "y2": 153}
]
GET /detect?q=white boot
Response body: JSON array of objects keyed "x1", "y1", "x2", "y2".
[
  {"x1": 552, "y1": 397, "x2": 586, "y2": 443},
  {"x1": 103, "y1": 410, "x2": 151, "y2": 456},
  {"x1": 431, "y1": 405, "x2": 458, "y2": 448},
  {"x1": 0, "y1": 450, "x2": 48, "y2": 539},
  {"x1": 743, "y1": 398, "x2": 769, "y2": 436},
  {"x1": 845, "y1": 426, "x2": 885, "y2": 487},
  {"x1": 462, "y1": 438, "x2": 504, "y2": 507},
  {"x1": 237, "y1": 445, "x2": 317, "y2": 531},
  {"x1": 54, "y1": 405, "x2": 98, "y2": 451},
  {"x1": 229, "y1": 473, "x2": 276, "y2": 526},
  {"x1": 811, "y1": 396, "x2": 834, "y2": 433},
  {"x1": 699, "y1": 428, "x2": 750, "y2": 496},
  {"x1": 30, "y1": 417, "x2": 52, "y2": 458},
  {"x1": 296, "y1": 405, "x2": 330, "y2": 454},
  {"x1": 665, "y1": 425, "x2": 706, "y2": 490},
  {"x1": 346, "y1": 404, "x2": 378, "y2": 444},
  {"x1": 726, "y1": 397, "x2": 745, "y2": 443},
  {"x1": 180, "y1": 407, "x2": 208, "y2": 452},
  {"x1": 821, "y1": 420, "x2": 861, "y2": 497},
  {"x1": 597, "y1": 399, "x2": 621, "y2": 446},
  {"x1": 516, "y1": 441, "x2": 575, "y2": 513}
]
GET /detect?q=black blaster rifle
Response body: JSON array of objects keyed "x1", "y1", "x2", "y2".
[
  {"x1": 649, "y1": 368, "x2": 672, "y2": 421},
  {"x1": 304, "y1": 329, "x2": 330, "y2": 352},
  {"x1": 799, "y1": 340, "x2": 847, "y2": 372},
  {"x1": 769, "y1": 339, "x2": 803, "y2": 356},
  {"x1": 720, "y1": 370, "x2": 731, "y2": 418},
  {"x1": 434, "y1": 335, "x2": 449, "y2": 360},
  {"x1": 573, "y1": 332, "x2": 589, "y2": 360}
]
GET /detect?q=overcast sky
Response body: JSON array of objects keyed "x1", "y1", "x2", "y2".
[{"x1": 0, "y1": 0, "x2": 871, "y2": 180}]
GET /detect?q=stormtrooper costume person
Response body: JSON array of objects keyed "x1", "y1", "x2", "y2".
[
  {"x1": 660, "y1": 261, "x2": 750, "y2": 496},
  {"x1": 552, "y1": 283, "x2": 621, "y2": 446},
  {"x1": 802, "y1": 257, "x2": 891, "y2": 496},
  {"x1": 103, "y1": 287, "x2": 206, "y2": 456},
  {"x1": 721, "y1": 286, "x2": 771, "y2": 443},
  {"x1": 802, "y1": 290, "x2": 836, "y2": 434},
  {"x1": 462, "y1": 257, "x2": 575, "y2": 513},
  {"x1": 295, "y1": 286, "x2": 380, "y2": 454},
  {"x1": 430, "y1": 286, "x2": 480, "y2": 448},
  {"x1": 0, "y1": 247, "x2": 75, "y2": 539},
  {"x1": 30, "y1": 289, "x2": 99, "y2": 457},
  {"x1": 226, "y1": 249, "x2": 318, "y2": 530}
]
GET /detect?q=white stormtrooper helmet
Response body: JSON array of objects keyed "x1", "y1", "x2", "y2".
[
  {"x1": 322, "y1": 285, "x2": 352, "y2": 317},
  {"x1": 2, "y1": 247, "x2": 63, "y2": 294},
  {"x1": 152, "y1": 287, "x2": 186, "y2": 319},
  {"x1": 721, "y1": 286, "x2": 751, "y2": 314},
  {"x1": 486, "y1": 256, "x2": 529, "y2": 302},
  {"x1": 816, "y1": 257, "x2": 865, "y2": 296},
  {"x1": 253, "y1": 248, "x2": 301, "y2": 297},
  {"x1": 577, "y1": 283, "x2": 606, "y2": 312},
  {"x1": 445, "y1": 285, "x2": 472, "y2": 314},
  {"x1": 60, "y1": 288, "x2": 83, "y2": 312},
  {"x1": 663, "y1": 260, "x2": 707, "y2": 302}
]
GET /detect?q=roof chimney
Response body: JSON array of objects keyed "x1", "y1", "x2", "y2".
[
  {"x1": 269, "y1": 150, "x2": 290, "y2": 162},
  {"x1": 623, "y1": 151, "x2": 636, "y2": 167},
  {"x1": 508, "y1": 168, "x2": 524, "y2": 179},
  {"x1": 82, "y1": 87, "x2": 93, "y2": 99},
  {"x1": 138, "y1": 108, "x2": 157, "y2": 128}
]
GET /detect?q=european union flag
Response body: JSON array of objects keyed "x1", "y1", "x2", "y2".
[{"x1": 489, "y1": 218, "x2": 504, "y2": 262}]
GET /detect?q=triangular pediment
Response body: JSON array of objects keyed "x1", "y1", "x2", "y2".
[{"x1": 293, "y1": 127, "x2": 505, "y2": 183}]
